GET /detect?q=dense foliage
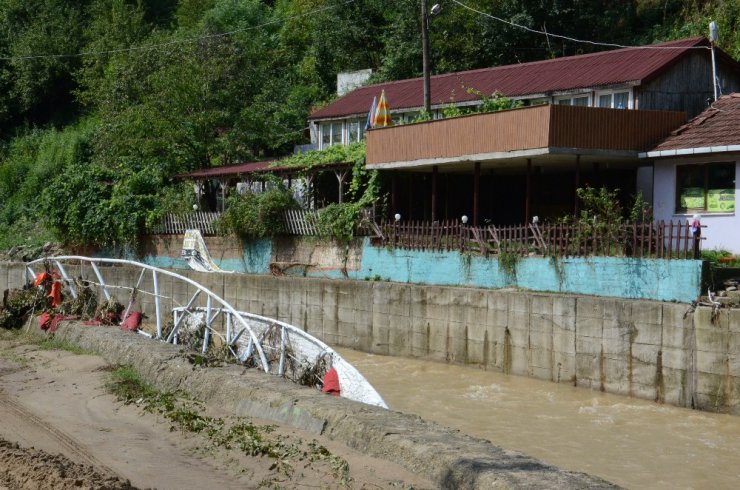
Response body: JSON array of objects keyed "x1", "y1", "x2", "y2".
[
  {"x1": 216, "y1": 185, "x2": 299, "y2": 238},
  {"x1": 0, "y1": 0, "x2": 737, "y2": 248}
]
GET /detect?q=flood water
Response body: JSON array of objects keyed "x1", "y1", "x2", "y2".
[{"x1": 339, "y1": 349, "x2": 740, "y2": 489}]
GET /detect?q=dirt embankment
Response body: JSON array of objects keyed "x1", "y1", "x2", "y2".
[
  {"x1": 0, "y1": 331, "x2": 434, "y2": 489},
  {"x1": 0, "y1": 439, "x2": 136, "y2": 490}
]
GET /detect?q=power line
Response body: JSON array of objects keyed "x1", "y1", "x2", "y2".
[
  {"x1": 0, "y1": 0, "x2": 359, "y2": 62},
  {"x1": 450, "y1": 0, "x2": 710, "y2": 51}
]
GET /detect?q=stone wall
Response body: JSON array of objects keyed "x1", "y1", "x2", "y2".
[{"x1": 1, "y1": 261, "x2": 737, "y2": 414}]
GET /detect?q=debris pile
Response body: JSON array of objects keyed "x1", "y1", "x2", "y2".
[
  {"x1": 0, "y1": 242, "x2": 63, "y2": 262},
  {"x1": 0, "y1": 263, "x2": 136, "y2": 334},
  {"x1": 701, "y1": 278, "x2": 740, "y2": 309}
]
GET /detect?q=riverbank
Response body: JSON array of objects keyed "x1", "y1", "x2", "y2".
[
  {"x1": 0, "y1": 329, "x2": 434, "y2": 489},
  {"x1": 37, "y1": 321, "x2": 615, "y2": 488}
]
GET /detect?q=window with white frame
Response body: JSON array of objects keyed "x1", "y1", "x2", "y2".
[
  {"x1": 347, "y1": 118, "x2": 365, "y2": 143},
  {"x1": 596, "y1": 90, "x2": 632, "y2": 109},
  {"x1": 555, "y1": 94, "x2": 590, "y2": 106},
  {"x1": 320, "y1": 122, "x2": 344, "y2": 149}
]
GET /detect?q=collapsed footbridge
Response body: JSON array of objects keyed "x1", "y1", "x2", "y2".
[{"x1": 24, "y1": 256, "x2": 387, "y2": 409}]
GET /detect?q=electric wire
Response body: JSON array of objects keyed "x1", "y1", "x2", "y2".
[{"x1": 450, "y1": 0, "x2": 711, "y2": 51}]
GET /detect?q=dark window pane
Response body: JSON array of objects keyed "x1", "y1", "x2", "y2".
[
  {"x1": 676, "y1": 165, "x2": 705, "y2": 212},
  {"x1": 707, "y1": 163, "x2": 735, "y2": 212}
]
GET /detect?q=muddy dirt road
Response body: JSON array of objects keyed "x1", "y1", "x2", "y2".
[{"x1": 0, "y1": 331, "x2": 432, "y2": 489}]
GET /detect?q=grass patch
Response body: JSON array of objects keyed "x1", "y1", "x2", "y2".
[
  {"x1": 0, "y1": 330, "x2": 88, "y2": 362},
  {"x1": 106, "y1": 365, "x2": 352, "y2": 484},
  {"x1": 38, "y1": 337, "x2": 89, "y2": 355}
]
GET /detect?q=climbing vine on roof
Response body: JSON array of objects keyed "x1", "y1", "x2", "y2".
[{"x1": 275, "y1": 141, "x2": 365, "y2": 171}]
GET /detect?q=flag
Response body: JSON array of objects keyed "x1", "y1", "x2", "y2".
[
  {"x1": 373, "y1": 90, "x2": 392, "y2": 127},
  {"x1": 365, "y1": 96, "x2": 377, "y2": 131}
]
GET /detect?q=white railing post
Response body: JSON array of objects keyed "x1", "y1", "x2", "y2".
[{"x1": 153, "y1": 270, "x2": 162, "y2": 339}]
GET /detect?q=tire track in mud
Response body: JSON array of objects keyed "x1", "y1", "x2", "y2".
[{"x1": 0, "y1": 388, "x2": 121, "y2": 479}]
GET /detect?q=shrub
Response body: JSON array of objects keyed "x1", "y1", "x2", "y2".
[
  {"x1": 216, "y1": 185, "x2": 298, "y2": 238},
  {"x1": 313, "y1": 202, "x2": 364, "y2": 243}
]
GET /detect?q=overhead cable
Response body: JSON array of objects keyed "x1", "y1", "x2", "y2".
[{"x1": 450, "y1": 0, "x2": 710, "y2": 51}]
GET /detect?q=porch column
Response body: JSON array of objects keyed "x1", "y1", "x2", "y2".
[
  {"x1": 473, "y1": 162, "x2": 480, "y2": 226},
  {"x1": 408, "y1": 175, "x2": 413, "y2": 220},
  {"x1": 391, "y1": 172, "x2": 398, "y2": 218},
  {"x1": 334, "y1": 169, "x2": 349, "y2": 204},
  {"x1": 431, "y1": 165, "x2": 438, "y2": 222},
  {"x1": 525, "y1": 159, "x2": 532, "y2": 225},
  {"x1": 574, "y1": 154, "x2": 581, "y2": 215},
  {"x1": 304, "y1": 173, "x2": 314, "y2": 209},
  {"x1": 444, "y1": 173, "x2": 450, "y2": 220}
]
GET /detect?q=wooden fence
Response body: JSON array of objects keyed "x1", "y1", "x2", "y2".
[
  {"x1": 148, "y1": 212, "x2": 220, "y2": 236},
  {"x1": 376, "y1": 219, "x2": 705, "y2": 259},
  {"x1": 282, "y1": 208, "x2": 376, "y2": 236},
  {"x1": 283, "y1": 209, "x2": 319, "y2": 235}
]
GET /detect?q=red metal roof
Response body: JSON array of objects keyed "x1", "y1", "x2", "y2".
[
  {"x1": 310, "y1": 37, "x2": 722, "y2": 120},
  {"x1": 178, "y1": 159, "x2": 352, "y2": 179},
  {"x1": 652, "y1": 93, "x2": 740, "y2": 150},
  {"x1": 179, "y1": 161, "x2": 278, "y2": 179}
]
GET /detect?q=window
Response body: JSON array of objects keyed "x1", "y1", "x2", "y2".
[
  {"x1": 676, "y1": 163, "x2": 735, "y2": 213},
  {"x1": 596, "y1": 90, "x2": 632, "y2": 109},
  {"x1": 320, "y1": 122, "x2": 344, "y2": 149},
  {"x1": 347, "y1": 119, "x2": 365, "y2": 143},
  {"x1": 556, "y1": 95, "x2": 590, "y2": 106}
]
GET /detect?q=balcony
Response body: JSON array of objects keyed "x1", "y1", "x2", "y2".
[{"x1": 366, "y1": 105, "x2": 686, "y2": 170}]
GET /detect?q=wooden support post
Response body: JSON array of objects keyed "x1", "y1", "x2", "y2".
[
  {"x1": 525, "y1": 159, "x2": 532, "y2": 225},
  {"x1": 444, "y1": 173, "x2": 449, "y2": 220},
  {"x1": 391, "y1": 172, "x2": 398, "y2": 219},
  {"x1": 334, "y1": 169, "x2": 349, "y2": 204},
  {"x1": 408, "y1": 174, "x2": 413, "y2": 220},
  {"x1": 431, "y1": 165, "x2": 438, "y2": 222},
  {"x1": 574, "y1": 154, "x2": 581, "y2": 215},
  {"x1": 593, "y1": 161, "x2": 600, "y2": 187},
  {"x1": 473, "y1": 162, "x2": 480, "y2": 226},
  {"x1": 304, "y1": 173, "x2": 314, "y2": 209}
]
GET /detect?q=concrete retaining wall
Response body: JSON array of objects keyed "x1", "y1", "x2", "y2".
[
  {"x1": 138, "y1": 235, "x2": 702, "y2": 303},
  {"x1": 50, "y1": 322, "x2": 615, "y2": 489},
  {"x1": 1, "y1": 261, "x2": 737, "y2": 414}
]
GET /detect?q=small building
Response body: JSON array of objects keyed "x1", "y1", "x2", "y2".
[{"x1": 643, "y1": 93, "x2": 740, "y2": 253}]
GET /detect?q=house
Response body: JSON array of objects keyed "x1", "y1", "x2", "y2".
[
  {"x1": 309, "y1": 36, "x2": 740, "y2": 152},
  {"x1": 642, "y1": 93, "x2": 740, "y2": 253},
  {"x1": 306, "y1": 36, "x2": 740, "y2": 227}
]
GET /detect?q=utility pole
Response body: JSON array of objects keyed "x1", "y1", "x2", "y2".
[
  {"x1": 709, "y1": 21, "x2": 719, "y2": 102},
  {"x1": 422, "y1": 0, "x2": 431, "y2": 113}
]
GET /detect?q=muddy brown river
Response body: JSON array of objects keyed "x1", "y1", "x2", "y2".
[{"x1": 339, "y1": 348, "x2": 740, "y2": 489}]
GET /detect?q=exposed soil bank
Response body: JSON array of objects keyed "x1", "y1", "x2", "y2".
[
  {"x1": 0, "y1": 439, "x2": 137, "y2": 490},
  {"x1": 51, "y1": 321, "x2": 617, "y2": 489},
  {"x1": 0, "y1": 332, "x2": 432, "y2": 489}
]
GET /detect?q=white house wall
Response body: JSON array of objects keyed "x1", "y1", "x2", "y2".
[{"x1": 653, "y1": 157, "x2": 739, "y2": 253}]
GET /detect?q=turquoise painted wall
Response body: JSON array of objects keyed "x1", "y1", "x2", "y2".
[
  {"x1": 139, "y1": 237, "x2": 702, "y2": 303},
  {"x1": 140, "y1": 238, "x2": 273, "y2": 274},
  {"x1": 348, "y1": 242, "x2": 701, "y2": 303}
]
